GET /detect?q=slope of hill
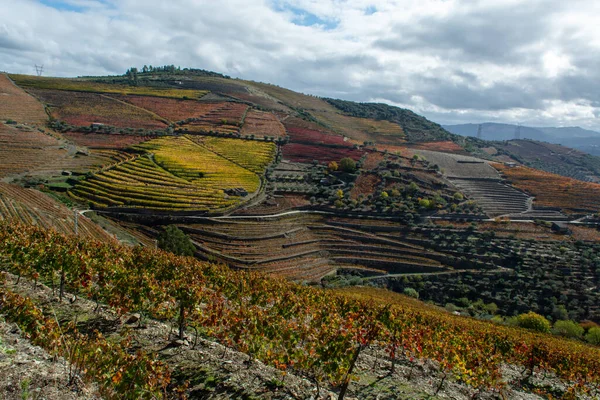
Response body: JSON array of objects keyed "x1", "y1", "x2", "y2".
[
  {"x1": 1, "y1": 222, "x2": 599, "y2": 400},
  {"x1": 0, "y1": 183, "x2": 114, "y2": 241},
  {"x1": 4, "y1": 67, "x2": 600, "y2": 399},
  {"x1": 444, "y1": 122, "x2": 600, "y2": 142},
  {"x1": 445, "y1": 122, "x2": 600, "y2": 158},
  {"x1": 485, "y1": 140, "x2": 600, "y2": 183},
  {"x1": 444, "y1": 122, "x2": 553, "y2": 142},
  {"x1": 325, "y1": 98, "x2": 452, "y2": 143},
  {"x1": 494, "y1": 163, "x2": 600, "y2": 214},
  {"x1": 0, "y1": 74, "x2": 48, "y2": 126}
]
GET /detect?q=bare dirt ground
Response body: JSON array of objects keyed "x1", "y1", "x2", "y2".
[{"x1": 0, "y1": 318, "x2": 99, "y2": 399}]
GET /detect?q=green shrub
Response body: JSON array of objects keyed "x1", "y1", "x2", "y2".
[
  {"x1": 339, "y1": 157, "x2": 356, "y2": 173},
  {"x1": 516, "y1": 312, "x2": 551, "y2": 333},
  {"x1": 157, "y1": 225, "x2": 195, "y2": 256},
  {"x1": 585, "y1": 327, "x2": 600, "y2": 345},
  {"x1": 403, "y1": 287, "x2": 419, "y2": 299},
  {"x1": 552, "y1": 320, "x2": 584, "y2": 339}
]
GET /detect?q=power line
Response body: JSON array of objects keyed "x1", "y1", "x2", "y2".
[{"x1": 35, "y1": 64, "x2": 44, "y2": 76}]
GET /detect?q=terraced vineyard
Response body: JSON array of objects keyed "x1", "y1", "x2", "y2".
[
  {"x1": 0, "y1": 74, "x2": 48, "y2": 125},
  {"x1": 0, "y1": 122, "x2": 64, "y2": 177},
  {"x1": 10, "y1": 74, "x2": 207, "y2": 99},
  {"x1": 28, "y1": 89, "x2": 168, "y2": 129},
  {"x1": 117, "y1": 95, "x2": 223, "y2": 122},
  {"x1": 414, "y1": 150, "x2": 535, "y2": 217},
  {"x1": 240, "y1": 110, "x2": 286, "y2": 138},
  {"x1": 495, "y1": 163, "x2": 600, "y2": 214},
  {"x1": 0, "y1": 122, "x2": 130, "y2": 178},
  {"x1": 169, "y1": 214, "x2": 490, "y2": 281},
  {"x1": 188, "y1": 136, "x2": 276, "y2": 174},
  {"x1": 408, "y1": 140, "x2": 467, "y2": 154},
  {"x1": 61, "y1": 131, "x2": 151, "y2": 149},
  {"x1": 71, "y1": 136, "x2": 274, "y2": 211},
  {"x1": 450, "y1": 179, "x2": 530, "y2": 217},
  {"x1": 282, "y1": 143, "x2": 366, "y2": 163},
  {"x1": 180, "y1": 102, "x2": 248, "y2": 134},
  {"x1": 0, "y1": 183, "x2": 113, "y2": 241}
]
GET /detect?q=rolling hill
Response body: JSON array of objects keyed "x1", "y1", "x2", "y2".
[
  {"x1": 445, "y1": 122, "x2": 600, "y2": 156},
  {"x1": 2, "y1": 67, "x2": 600, "y2": 399}
]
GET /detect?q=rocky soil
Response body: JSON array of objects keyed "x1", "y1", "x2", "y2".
[{"x1": 1, "y1": 273, "x2": 561, "y2": 399}]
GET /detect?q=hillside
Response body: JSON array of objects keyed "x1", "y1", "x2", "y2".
[
  {"x1": 478, "y1": 139, "x2": 600, "y2": 183},
  {"x1": 2, "y1": 68, "x2": 600, "y2": 398},
  {"x1": 446, "y1": 122, "x2": 600, "y2": 160},
  {"x1": 1, "y1": 222, "x2": 599, "y2": 399}
]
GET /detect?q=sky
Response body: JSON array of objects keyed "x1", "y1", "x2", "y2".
[{"x1": 1, "y1": 0, "x2": 600, "y2": 131}]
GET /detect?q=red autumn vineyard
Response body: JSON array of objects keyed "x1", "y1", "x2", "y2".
[
  {"x1": 286, "y1": 126, "x2": 350, "y2": 146},
  {"x1": 61, "y1": 131, "x2": 152, "y2": 149},
  {"x1": 1, "y1": 221, "x2": 599, "y2": 398},
  {"x1": 282, "y1": 143, "x2": 365, "y2": 163}
]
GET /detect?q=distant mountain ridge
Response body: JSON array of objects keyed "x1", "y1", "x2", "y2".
[{"x1": 443, "y1": 123, "x2": 600, "y2": 155}]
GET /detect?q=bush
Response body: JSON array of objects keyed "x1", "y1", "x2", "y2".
[
  {"x1": 552, "y1": 320, "x2": 584, "y2": 339},
  {"x1": 339, "y1": 157, "x2": 356, "y2": 173},
  {"x1": 157, "y1": 225, "x2": 195, "y2": 256},
  {"x1": 403, "y1": 288, "x2": 419, "y2": 299},
  {"x1": 585, "y1": 327, "x2": 600, "y2": 345},
  {"x1": 516, "y1": 312, "x2": 551, "y2": 333}
]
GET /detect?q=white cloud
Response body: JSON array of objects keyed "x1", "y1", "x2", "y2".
[{"x1": 1, "y1": 0, "x2": 600, "y2": 131}]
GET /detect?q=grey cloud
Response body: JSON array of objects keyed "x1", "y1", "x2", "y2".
[
  {"x1": 1, "y1": 0, "x2": 600, "y2": 130},
  {"x1": 374, "y1": 1, "x2": 560, "y2": 64}
]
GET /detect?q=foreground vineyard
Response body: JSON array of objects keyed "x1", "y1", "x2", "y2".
[{"x1": 0, "y1": 222, "x2": 598, "y2": 399}]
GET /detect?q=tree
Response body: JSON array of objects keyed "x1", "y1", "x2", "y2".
[
  {"x1": 407, "y1": 182, "x2": 419, "y2": 194},
  {"x1": 403, "y1": 288, "x2": 419, "y2": 299},
  {"x1": 485, "y1": 302, "x2": 498, "y2": 315},
  {"x1": 157, "y1": 225, "x2": 195, "y2": 256},
  {"x1": 585, "y1": 327, "x2": 600, "y2": 345},
  {"x1": 339, "y1": 157, "x2": 356, "y2": 173},
  {"x1": 516, "y1": 312, "x2": 551, "y2": 333},
  {"x1": 551, "y1": 304, "x2": 569, "y2": 321},
  {"x1": 552, "y1": 320, "x2": 584, "y2": 339}
]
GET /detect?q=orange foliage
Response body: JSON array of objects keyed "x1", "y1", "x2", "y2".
[
  {"x1": 350, "y1": 173, "x2": 381, "y2": 200},
  {"x1": 494, "y1": 164, "x2": 600, "y2": 214},
  {"x1": 409, "y1": 141, "x2": 466, "y2": 154},
  {"x1": 361, "y1": 152, "x2": 384, "y2": 170}
]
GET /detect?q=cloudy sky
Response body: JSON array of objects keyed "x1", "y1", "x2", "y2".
[{"x1": 1, "y1": 0, "x2": 600, "y2": 131}]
